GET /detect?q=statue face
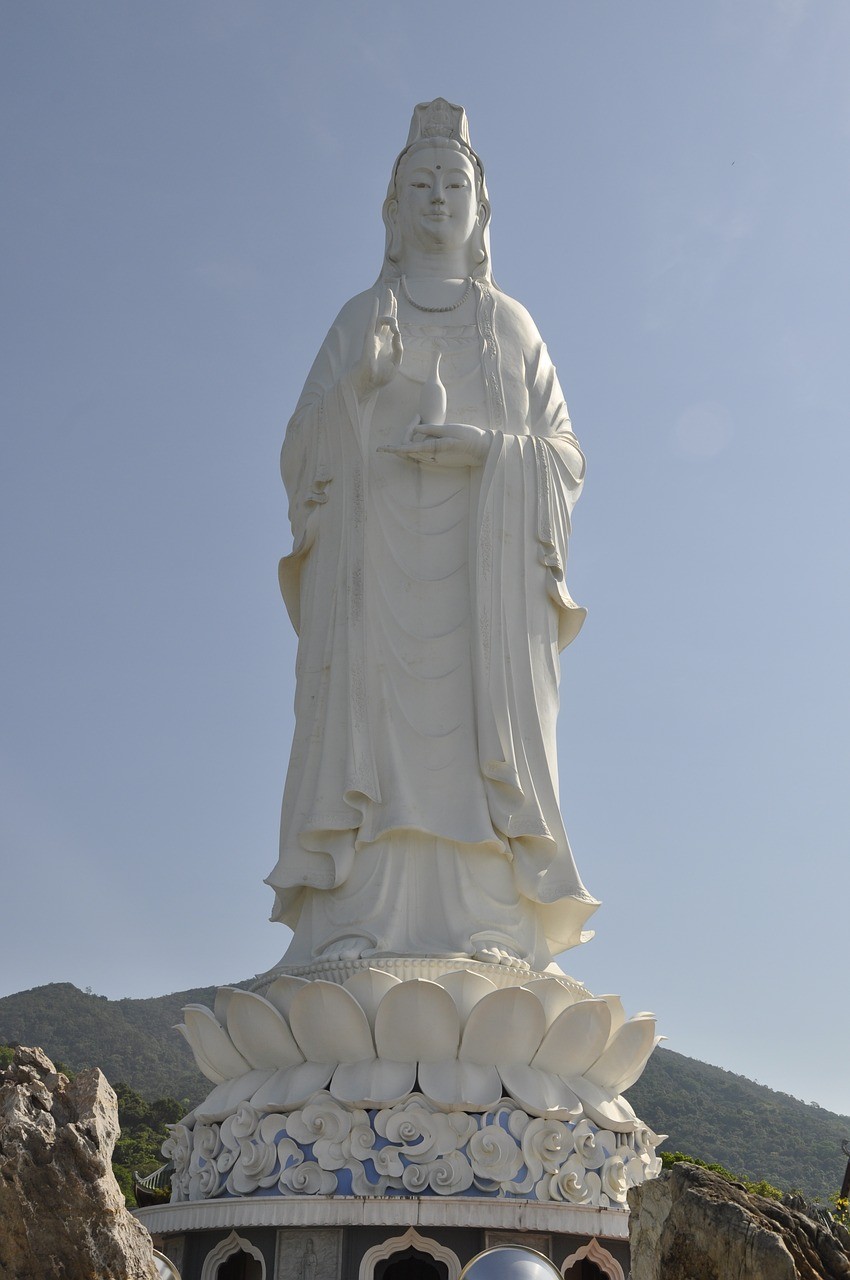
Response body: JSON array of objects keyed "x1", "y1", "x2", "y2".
[{"x1": 394, "y1": 145, "x2": 482, "y2": 258}]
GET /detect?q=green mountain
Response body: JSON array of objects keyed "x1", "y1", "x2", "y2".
[
  {"x1": 1, "y1": 982, "x2": 847, "y2": 1202},
  {"x1": 626, "y1": 1044, "x2": 849, "y2": 1202},
  {"x1": 0, "y1": 981, "x2": 220, "y2": 1104}
]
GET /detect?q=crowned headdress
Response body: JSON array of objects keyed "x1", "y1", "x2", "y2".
[
  {"x1": 405, "y1": 98, "x2": 472, "y2": 148},
  {"x1": 379, "y1": 98, "x2": 494, "y2": 284}
]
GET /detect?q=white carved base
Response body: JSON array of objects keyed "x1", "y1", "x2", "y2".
[
  {"x1": 172, "y1": 964, "x2": 663, "y2": 1207},
  {"x1": 164, "y1": 1091, "x2": 662, "y2": 1208},
  {"x1": 251, "y1": 957, "x2": 592, "y2": 994},
  {"x1": 135, "y1": 1195, "x2": 632, "y2": 1243}
]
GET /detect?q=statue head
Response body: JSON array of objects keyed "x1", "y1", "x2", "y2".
[{"x1": 380, "y1": 99, "x2": 493, "y2": 283}]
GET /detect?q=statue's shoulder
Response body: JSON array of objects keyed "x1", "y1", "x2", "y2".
[
  {"x1": 329, "y1": 288, "x2": 381, "y2": 333},
  {"x1": 312, "y1": 289, "x2": 381, "y2": 364},
  {"x1": 490, "y1": 289, "x2": 544, "y2": 347}
]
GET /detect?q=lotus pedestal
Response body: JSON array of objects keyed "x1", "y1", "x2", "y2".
[{"x1": 134, "y1": 960, "x2": 661, "y2": 1279}]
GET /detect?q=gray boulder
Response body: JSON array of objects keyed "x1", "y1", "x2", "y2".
[
  {"x1": 0, "y1": 1044, "x2": 156, "y2": 1280},
  {"x1": 628, "y1": 1161, "x2": 850, "y2": 1280}
]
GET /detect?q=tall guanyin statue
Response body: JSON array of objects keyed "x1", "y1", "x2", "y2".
[
  {"x1": 169, "y1": 103, "x2": 662, "y2": 1212},
  {"x1": 267, "y1": 98, "x2": 598, "y2": 973}
]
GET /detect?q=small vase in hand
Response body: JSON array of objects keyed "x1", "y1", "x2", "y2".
[{"x1": 420, "y1": 349, "x2": 447, "y2": 426}]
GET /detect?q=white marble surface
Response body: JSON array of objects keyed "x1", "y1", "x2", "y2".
[
  {"x1": 266, "y1": 99, "x2": 597, "y2": 972},
  {"x1": 135, "y1": 1196, "x2": 630, "y2": 1241},
  {"x1": 176, "y1": 969, "x2": 660, "y2": 1131},
  {"x1": 164, "y1": 1089, "x2": 662, "y2": 1207},
  {"x1": 171, "y1": 103, "x2": 662, "y2": 1208}
]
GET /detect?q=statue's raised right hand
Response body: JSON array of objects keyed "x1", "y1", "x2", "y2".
[{"x1": 352, "y1": 288, "x2": 403, "y2": 399}]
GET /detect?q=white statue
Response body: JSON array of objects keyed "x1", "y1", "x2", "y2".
[
  {"x1": 170, "y1": 103, "x2": 662, "y2": 1210},
  {"x1": 266, "y1": 100, "x2": 598, "y2": 973}
]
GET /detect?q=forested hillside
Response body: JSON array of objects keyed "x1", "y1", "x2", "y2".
[
  {"x1": 0, "y1": 980, "x2": 223, "y2": 1103},
  {"x1": 2, "y1": 982, "x2": 847, "y2": 1201},
  {"x1": 628, "y1": 1046, "x2": 848, "y2": 1200}
]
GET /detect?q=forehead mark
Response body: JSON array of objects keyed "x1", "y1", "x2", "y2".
[{"x1": 408, "y1": 164, "x2": 471, "y2": 178}]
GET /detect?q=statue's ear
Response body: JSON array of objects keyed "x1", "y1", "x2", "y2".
[
  {"x1": 386, "y1": 199, "x2": 402, "y2": 262},
  {"x1": 471, "y1": 199, "x2": 491, "y2": 267}
]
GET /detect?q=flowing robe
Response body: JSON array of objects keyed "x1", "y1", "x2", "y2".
[{"x1": 267, "y1": 280, "x2": 598, "y2": 969}]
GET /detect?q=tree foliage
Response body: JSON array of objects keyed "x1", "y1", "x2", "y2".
[
  {"x1": 112, "y1": 1082, "x2": 182, "y2": 1203},
  {"x1": 0, "y1": 981, "x2": 220, "y2": 1101},
  {"x1": 628, "y1": 1045, "x2": 850, "y2": 1202}
]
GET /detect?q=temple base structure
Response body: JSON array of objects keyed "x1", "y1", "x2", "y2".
[{"x1": 136, "y1": 1195, "x2": 634, "y2": 1280}]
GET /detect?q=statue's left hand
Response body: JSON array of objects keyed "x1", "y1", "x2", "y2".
[{"x1": 380, "y1": 422, "x2": 491, "y2": 468}]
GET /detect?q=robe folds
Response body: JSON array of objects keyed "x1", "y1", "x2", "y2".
[{"x1": 267, "y1": 279, "x2": 599, "y2": 969}]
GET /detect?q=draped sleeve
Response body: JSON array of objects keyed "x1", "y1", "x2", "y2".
[
  {"x1": 278, "y1": 291, "x2": 377, "y2": 632},
  {"x1": 270, "y1": 291, "x2": 383, "y2": 923},
  {"x1": 525, "y1": 335, "x2": 588, "y2": 648},
  {"x1": 469, "y1": 292, "x2": 598, "y2": 950}
]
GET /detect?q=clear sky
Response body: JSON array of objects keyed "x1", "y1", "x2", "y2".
[{"x1": 2, "y1": 1, "x2": 849, "y2": 1119}]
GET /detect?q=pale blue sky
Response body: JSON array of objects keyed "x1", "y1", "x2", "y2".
[{"x1": 2, "y1": 1, "x2": 849, "y2": 1118}]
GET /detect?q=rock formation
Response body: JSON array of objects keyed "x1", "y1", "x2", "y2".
[
  {"x1": 0, "y1": 1044, "x2": 156, "y2": 1280},
  {"x1": 628, "y1": 1160, "x2": 850, "y2": 1280}
]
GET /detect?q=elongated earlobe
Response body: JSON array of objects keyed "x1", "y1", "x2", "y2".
[
  {"x1": 471, "y1": 219, "x2": 487, "y2": 266},
  {"x1": 472, "y1": 201, "x2": 490, "y2": 265},
  {"x1": 386, "y1": 201, "x2": 402, "y2": 262}
]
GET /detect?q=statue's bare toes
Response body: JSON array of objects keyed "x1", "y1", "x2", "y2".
[
  {"x1": 473, "y1": 942, "x2": 530, "y2": 968},
  {"x1": 339, "y1": 943, "x2": 369, "y2": 960},
  {"x1": 317, "y1": 936, "x2": 372, "y2": 961}
]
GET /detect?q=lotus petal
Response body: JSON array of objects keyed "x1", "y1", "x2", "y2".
[
  {"x1": 289, "y1": 981, "x2": 375, "y2": 1062},
  {"x1": 224, "y1": 988, "x2": 304, "y2": 1069},
  {"x1": 522, "y1": 977, "x2": 580, "y2": 1027},
  {"x1": 532, "y1": 998, "x2": 611, "y2": 1077},
  {"x1": 330, "y1": 1058, "x2": 416, "y2": 1107},
  {"x1": 214, "y1": 986, "x2": 237, "y2": 1027},
  {"x1": 249, "y1": 1061, "x2": 335, "y2": 1111},
  {"x1": 263, "y1": 974, "x2": 309, "y2": 1020},
  {"x1": 182, "y1": 1005, "x2": 251, "y2": 1080},
  {"x1": 194, "y1": 1069, "x2": 276, "y2": 1122},
  {"x1": 567, "y1": 1076, "x2": 638, "y2": 1132},
  {"x1": 374, "y1": 980, "x2": 460, "y2": 1063},
  {"x1": 584, "y1": 1015, "x2": 659, "y2": 1094},
  {"x1": 175, "y1": 1022, "x2": 227, "y2": 1085},
  {"x1": 342, "y1": 969, "x2": 401, "y2": 1029},
  {"x1": 418, "y1": 1060, "x2": 502, "y2": 1111},
  {"x1": 459, "y1": 987, "x2": 545, "y2": 1065},
  {"x1": 609, "y1": 1033, "x2": 664, "y2": 1095},
  {"x1": 437, "y1": 970, "x2": 497, "y2": 1023},
  {"x1": 498, "y1": 1063, "x2": 583, "y2": 1118},
  {"x1": 600, "y1": 994, "x2": 626, "y2": 1038}
]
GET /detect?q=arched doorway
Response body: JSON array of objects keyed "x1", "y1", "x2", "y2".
[
  {"x1": 217, "y1": 1252, "x2": 263, "y2": 1280},
  {"x1": 359, "y1": 1229, "x2": 461, "y2": 1280},
  {"x1": 561, "y1": 1238, "x2": 625, "y2": 1280},
  {"x1": 376, "y1": 1247, "x2": 448, "y2": 1280},
  {"x1": 201, "y1": 1231, "x2": 266, "y2": 1280}
]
